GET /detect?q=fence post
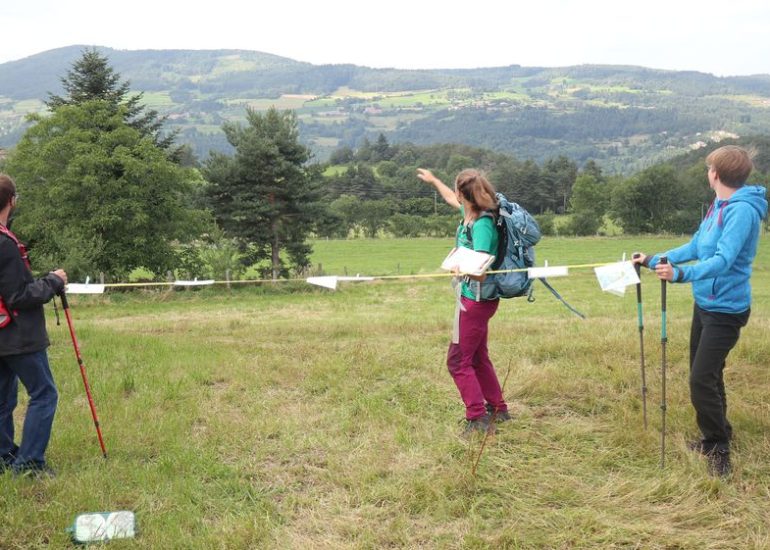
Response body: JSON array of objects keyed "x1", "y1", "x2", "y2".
[{"x1": 225, "y1": 269, "x2": 231, "y2": 290}]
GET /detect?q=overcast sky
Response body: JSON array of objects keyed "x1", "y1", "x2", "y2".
[{"x1": 3, "y1": 0, "x2": 770, "y2": 76}]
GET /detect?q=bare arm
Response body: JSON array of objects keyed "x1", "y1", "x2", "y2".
[{"x1": 417, "y1": 169, "x2": 460, "y2": 209}]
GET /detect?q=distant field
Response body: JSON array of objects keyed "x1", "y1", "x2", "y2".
[
  {"x1": 225, "y1": 96, "x2": 311, "y2": 111},
  {"x1": 12, "y1": 99, "x2": 45, "y2": 113},
  {"x1": 309, "y1": 235, "x2": 696, "y2": 276},
  {"x1": 140, "y1": 92, "x2": 174, "y2": 107}
]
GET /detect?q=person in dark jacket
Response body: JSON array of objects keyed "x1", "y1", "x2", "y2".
[
  {"x1": 633, "y1": 146, "x2": 768, "y2": 477},
  {"x1": 0, "y1": 173, "x2": 67, "y2": 477}
]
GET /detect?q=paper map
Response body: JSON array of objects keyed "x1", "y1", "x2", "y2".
[{"x1": 594, "y1": 261, "x2": 640, "y2": 296}]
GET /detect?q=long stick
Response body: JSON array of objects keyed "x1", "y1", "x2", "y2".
[
  {"x1": 472, "y1": 359, "x2": 512, "y2": 477},
  {"x1": 659, "y1": 256, "x2": 668, "y2": 468},
  {"x1": 60, "y1": 292, "x2": 108, "y2": 459},
  {"x1": 632, "y1": 254, "x2": 648, "y2": 430}
]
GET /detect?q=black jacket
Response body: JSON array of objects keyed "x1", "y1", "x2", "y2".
[{"x1": 0, "y1": 233, "x2": 64, "y2": 356}]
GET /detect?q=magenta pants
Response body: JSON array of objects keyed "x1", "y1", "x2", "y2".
[{"x1": 447, "y1": 296, "x2": 507, "y2": 420}]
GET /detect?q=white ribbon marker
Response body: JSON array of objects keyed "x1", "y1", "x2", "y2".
[
  {"x1": 527, "y1": 265, "x2": 569, "y2": 279},
  {"x1": 306, "y1": 276, "x2": 339, "y2": 290},
  {"x1": 174, "y1": 279, "x2": 215, "y2": 287},
  {"x1": 66, "y1": 284, "x2": 106, "y2": 294}
]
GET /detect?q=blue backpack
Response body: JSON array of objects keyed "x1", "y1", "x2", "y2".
[{"x1": 469, "y1": 193, "x2": 585, "y2": 318}]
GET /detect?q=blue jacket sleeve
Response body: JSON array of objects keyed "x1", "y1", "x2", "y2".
[
  {"x1": 648, "y1": 231, "x2": 699, "y2": 270},
  {"x1": 658, "y1": 204, "x2": 756, "y2": 283}
]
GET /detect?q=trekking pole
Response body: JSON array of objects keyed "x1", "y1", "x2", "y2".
[
  {"x1": 52, "y1": 295, "x2": 60, "y2": 326},
  {"x1": 659, "y1": 256, "x2": 668, "y2": 468},
  {"x1": 632, "y1": 253, "x2": 648, "y2": 430},
  {"x1": 59, "y1": 291, "x2": 108, "y2": 459}
]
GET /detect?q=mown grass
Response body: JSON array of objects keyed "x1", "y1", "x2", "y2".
[
  {"x1": 309, "y1": 235, "x2": 696, "y2": 276},
  {"x1": 1, "y1": 235, "x2": 769, "y2": 548}
]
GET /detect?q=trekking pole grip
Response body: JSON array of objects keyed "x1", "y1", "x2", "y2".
[
  {"x1": 632, "y1": 253, "x2": 643, "y2": 301},
  {"x1": 659, "y1": 256, "x2": 667, "y2": 322},
  {"x1": 58, "y1": 290, "x2": 69, "y2": 310}
]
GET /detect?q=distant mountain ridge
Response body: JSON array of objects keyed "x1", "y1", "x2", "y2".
[{"x1": 2, "y1": 45, "x2": 770, "y2": 173}]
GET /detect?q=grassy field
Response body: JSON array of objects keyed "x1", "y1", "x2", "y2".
[{"x1": 1, "y1": 235, "x2": 769, "y2": 548}]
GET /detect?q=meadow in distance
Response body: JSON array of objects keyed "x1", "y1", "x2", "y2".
[{"x1": 1, "y1": 234, "x2": 769, "y2": 548}]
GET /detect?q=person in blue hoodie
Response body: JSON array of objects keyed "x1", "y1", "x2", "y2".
[{"x1": 634, "y1": 145, "x2": 768, "y2": 477}]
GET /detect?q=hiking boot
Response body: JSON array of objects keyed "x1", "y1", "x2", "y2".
[
  {"x1": 707, "y1": 450, "x2": 731, "y2": 478},
  {"x1": 688, "y1": 439, "x2": 724, "y2": 456},
  {"x1": 12, "y1": 462, "x2": 56, "y2": 479},
  {"x1": 462, "y1": 414, "x2": 494, "y2": 438},
  {"x1": 485, "y1": 403, "x2": 512, "y2": 423},
  {"x1": 0, "y1": 447, "x2": 17, "y2": 474}
]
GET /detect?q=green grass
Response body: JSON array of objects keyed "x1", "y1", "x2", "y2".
[
  {"x1": 309, "y1": 235, "x2": 696, "y2": 276},
  {"x1": 1, "y1": 235, "x2": 769, "y2": 547}
]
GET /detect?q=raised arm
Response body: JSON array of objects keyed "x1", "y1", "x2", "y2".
[{"x1": 417, "y1": 169, "x2": 460, "y2": 209}]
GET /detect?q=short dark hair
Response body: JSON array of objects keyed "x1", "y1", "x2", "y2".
[
  {"x1": 706, "y1": 146, "x2": 754, "y2": 188},
  {"x1": 0, "y1": 174, "x2": 16, "y2": 210}
]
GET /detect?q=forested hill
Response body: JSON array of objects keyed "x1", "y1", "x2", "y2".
[{"x1": 2, "y1": 45, "x2": 770, "y2": 173}]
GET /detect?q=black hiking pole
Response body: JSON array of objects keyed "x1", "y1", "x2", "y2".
[
  {"x1": 632, "y1": 253, "x2": 648, "y2": 430},
  {"x1": 59, "y1": 291, "x2": 108, "y2": 459},
  {"x1": 52, "y1": 295, "x2": 60, "y2": 326},
  {"x1": 659, "y1": 256, "x2": 668, "y2": 468}
]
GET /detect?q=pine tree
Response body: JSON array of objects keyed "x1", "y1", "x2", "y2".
[
  {"x1": 203, "y1": 107, "x2": 322, "y2": 279},
  {"x1": 46, "y1": 48, "x2": 179, "y2": 156}
]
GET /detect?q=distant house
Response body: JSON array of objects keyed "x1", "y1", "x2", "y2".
[{"x1": 363, "y1": 107, "x2": 382, "y2": 115}]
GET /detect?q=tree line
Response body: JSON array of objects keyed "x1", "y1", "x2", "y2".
[{"x1": 1, "y1": 50, "x2": 767, "y2": 283}]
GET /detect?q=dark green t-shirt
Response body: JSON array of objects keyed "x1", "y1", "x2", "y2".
[{"x1": 455, "y1": 207, "x2": 498, "y2": 299}]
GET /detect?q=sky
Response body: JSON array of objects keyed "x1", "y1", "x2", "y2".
[{"x1": 3, "y1": 0, "x2": 770, "y2": 76}]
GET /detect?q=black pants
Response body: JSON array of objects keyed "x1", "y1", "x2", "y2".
[{"x1": 689, "y1": 304, "x2": 749, "y2": 452}]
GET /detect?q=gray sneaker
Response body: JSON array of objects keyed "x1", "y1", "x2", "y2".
[
  {"x1": 707, "y1": 450, "x2": 731, "y2": 478},
  {"x1": 12, "y1": 462, "x2": 56, "y2": 479},
  {"x1": 1, "y1": 446, "x2": 18, "y2": 473},
  {"x1": 462, "y1": 414, "x2": 494, "y2": 438},
  {"x1": 485, "y1": 403, "x2": 512, "y2": 422}
]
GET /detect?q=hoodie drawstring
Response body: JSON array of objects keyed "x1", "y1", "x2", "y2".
[{"x1": 705, "y1": 199, "x2": 729, "y2": 229}]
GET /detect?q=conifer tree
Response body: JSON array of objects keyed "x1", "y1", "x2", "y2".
[
  {"x1": 46, "y1": 48, "x2": 178, "y2": 156},
  {"x1": 203, "y1": 107, "x2": 322, "y2": 279}
]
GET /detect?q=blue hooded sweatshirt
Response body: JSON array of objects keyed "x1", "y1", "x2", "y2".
[{"x1": 648, "y1": 185, "x2": 768, "y2": 314}]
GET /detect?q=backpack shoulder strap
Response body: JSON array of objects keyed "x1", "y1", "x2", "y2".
[
  {"x1": 0, "y1": 224, "x2": 21, "y2": 248},
  {"x1": 0, "y1": 224, "x2": 31, "y2": 270},
  {"x1": 465, "y1": 210, "x2": 496, "y2": 245}
]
